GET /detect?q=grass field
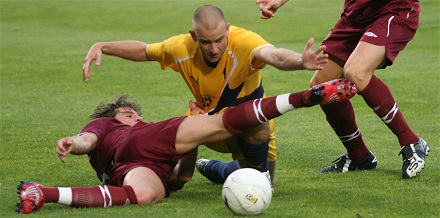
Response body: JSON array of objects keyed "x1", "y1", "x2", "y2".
[{"x1": 1, "y1": 0, "x2": 439, "y2": 217}]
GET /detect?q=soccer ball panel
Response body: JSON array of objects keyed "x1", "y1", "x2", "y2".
[{"x1": 222, "y1": 168, "x2": 272, "y2": 216}]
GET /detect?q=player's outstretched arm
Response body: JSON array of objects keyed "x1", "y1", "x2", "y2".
[
  {"x1": 254, "y1": 37, "x2": 327, "y2": 71},
  {"x1": 56, "y1": 133, "x2": 98, "y2": 163},
  {"x1": 82, "y1": 40, "x2": 149, "y2": 82}
]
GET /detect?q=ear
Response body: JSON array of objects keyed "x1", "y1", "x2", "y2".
[
  {"x1": 189, "y1": 29, "x2": 197, "y2": 42},
  {"x1": 225, "y1": 23, "x2": 231, "y2": 37}
]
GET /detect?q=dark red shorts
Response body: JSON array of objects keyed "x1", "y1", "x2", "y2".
[
  {"x1": 109, "y1": 117, "x2": 186, "y2": 196},
  {"x1": 323, "y1": 0, "x2": 420, "y2": 67}
]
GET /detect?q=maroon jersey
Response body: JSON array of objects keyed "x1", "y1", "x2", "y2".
[
  {"x1": 80, "y1": 118, "x2": 130, "y2": 184},
  {"x1": 323, "y1": 0, "x2": 420, "y2": 66}
]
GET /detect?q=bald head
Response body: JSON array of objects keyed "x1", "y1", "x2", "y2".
[
  {"x1": 192, "y1": 5, "x2": 226, "y2": 33},
  {"x1": 190, "y1": 5, "x2": 230, "y2": 63}
]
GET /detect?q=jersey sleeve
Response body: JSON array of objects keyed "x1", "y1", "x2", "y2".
[
  {"x1": 80, "y1": 118, "x2": 110, "y2": 140},
  {"x1": 229, "y1": 26, "x2": 272, "y2": 70},
  {"x1": 147, "y1": 34, "x2": 194, "y2": 72}
]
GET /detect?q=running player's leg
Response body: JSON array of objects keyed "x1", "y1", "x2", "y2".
[
  {"x1": 348, "y1": 3, "x2": 428, "y2": 178},
  {"x1": 311, "y1": 58, "x2": 374, "y2": 172}
]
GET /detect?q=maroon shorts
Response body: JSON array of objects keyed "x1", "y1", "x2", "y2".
[
  {"x1": 323, "y1": 0, "x2": 420, "y2": 67},
  {"x1": 109, "y1": 117, "x2": 186, "y2": 195}
]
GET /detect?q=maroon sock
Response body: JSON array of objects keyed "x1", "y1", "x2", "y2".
[
  {"x1": 71, "y1": 185, "x2": 137, "y2": 207},
  {"x1": 359, "y1": 75, "x2": 418, "y2": 146},
  {"x1": 223, "y1": 91, "x2": 307, "y2": 134},
  {"x1": 321, "y1": 101, "x2": 369, "y2": 161},
  {"x1": 39, "y1": 186, "x2": 59, "y2": 203},
  {"x1": 41, "y1": 185, "x2": 138, "y2": 207}
]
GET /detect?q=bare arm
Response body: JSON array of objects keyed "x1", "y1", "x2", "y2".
[
  {"x1": 167, "y1": 148, "x2": 198, "y2": 192},
  {"x1": 83, "y1": 40, "x2": 150, "y2": 81},
  {"x1": 254, "y1": 37, "x2": 328, "y2": 71},
  {"x1": 56, "y1": 132, "x2": 98, "y2": 163}
]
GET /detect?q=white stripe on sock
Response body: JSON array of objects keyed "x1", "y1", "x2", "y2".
[
  {"x1": 276, "y1": 94, "x2": 295, "y2": 114},
  {"x1": 381, "y1": 103, "x2": 399, "y2": 124},
  {"x1": 57, "y1": 187, "x2": 72, "y2": 205},
  {"x1": 99, "y1": 185, "x2": 112, "y2": 207}
]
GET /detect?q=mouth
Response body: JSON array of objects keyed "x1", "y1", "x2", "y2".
[{"x1": 209, "y1": 53, "x2": 220, "y2": 60}]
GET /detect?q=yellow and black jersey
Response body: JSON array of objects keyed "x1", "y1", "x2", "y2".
[{"x1": 147, "y1": 25, "x2": 273, "y2": 113}]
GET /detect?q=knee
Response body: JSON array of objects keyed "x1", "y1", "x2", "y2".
[
  {"x1": 252, "y1": 129, "x2": 270, "y2": 144},
  {"x1": 343, "y1": 67, "x2": 359, "y2": 84},
  {"x1": 135, "y1": 187, "x2": 164, "y2": 205},
  {"x1": 343, "y1": 66, "x2": 373, "y2": 89},
  {"x1": 241, "y1": 124, "x2": 270, "y2": 144}
]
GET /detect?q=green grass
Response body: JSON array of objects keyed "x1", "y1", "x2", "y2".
[{"x1": 1, "y1": 0, "x2": 439, "y2": 217}]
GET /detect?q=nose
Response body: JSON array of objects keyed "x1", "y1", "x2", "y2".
[
  {"x1": 136, "y1": 115, "x2": 142, "y2": 122},
  {"x1": 210, "y1": 44, "x2": 219, "y2": 53}
]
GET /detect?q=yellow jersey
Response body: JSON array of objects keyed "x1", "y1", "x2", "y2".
[{"x1": 147, "y1": 25, "x2": 273, "y2": 113}]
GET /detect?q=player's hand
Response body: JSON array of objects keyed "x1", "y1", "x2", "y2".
[
  {"x1": 302, "y1": 37, "x2": 328, "y2": 71},
  {"x1": 57, "y1": 137, "x2": 73, "y2": 163},
  {"x1": 189, "y1": 100, "x2": 205, "y2": 115},
  {"x1": 83, "y1": 43, "x2": 103, "y2": 82},
  {"x1": 256, "y1": 0, "x2": 288, "y2": 19}
]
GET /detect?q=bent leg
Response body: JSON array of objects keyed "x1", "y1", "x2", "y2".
[
  {"x1": 312, "y1": 59, "x2": 370, "y2": 161},
  {"x1": 344, "y1": 41, "x2": 386, "y2": 91},
  {"x1": 347, "y1": 42, "x2": 418, "y2": 146},
  {"x1": 238, "y1": 122, "x2": 270, "y2": 172},
  {"x1": 123, "y1": 167, "x2": 166, "y2": 204}
]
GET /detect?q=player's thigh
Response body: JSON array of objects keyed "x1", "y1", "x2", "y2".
[
  {"x1": 123, "y1": 167, "x2": 166, "y2": 204},
  {"x1": 344, "y1": 42, "x2": 386, "y2": 90},
  {"x1": 310, "y1": 59, "x2": 344, "y2": 86}
]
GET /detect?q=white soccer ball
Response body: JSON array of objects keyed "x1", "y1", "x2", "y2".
[{"x1": 222, "y1": 168, "x2": 272, "y2": 216}]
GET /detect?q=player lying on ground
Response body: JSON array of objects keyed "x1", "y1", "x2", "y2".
[{"x1": 16, "y1": 79, "x2": 355, "y2": 214}]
